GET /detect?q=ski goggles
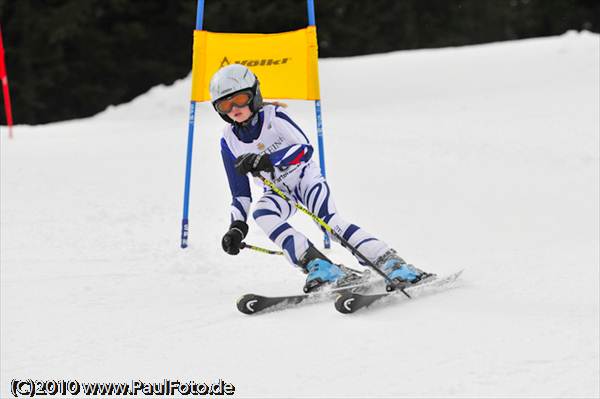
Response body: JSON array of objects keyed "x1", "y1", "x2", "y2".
[{"x1": 214, "y1": 91, "x2": 253, "y2": 114}]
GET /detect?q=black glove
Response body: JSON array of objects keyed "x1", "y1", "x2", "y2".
[
  {"x1": 234, "y1": 153, "x2": 274, "y2": 176},
  {"x1": 221, "y1": 220, "x2": 249, "y2": 255}
]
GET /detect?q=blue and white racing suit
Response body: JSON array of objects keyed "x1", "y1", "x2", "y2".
[{"x1": 220, "y1": 104, "x2": 391, "y2": 267}]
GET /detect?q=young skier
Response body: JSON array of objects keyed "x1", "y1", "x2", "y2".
[{"x1": 212, "y1": 64, "x2": 430, "y2": 292}]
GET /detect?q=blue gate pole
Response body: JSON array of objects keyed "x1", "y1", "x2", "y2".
[
  {"x1": 307, "y1": 0, "x2": 331, "y2": 249},
  {"x1": 181, "y1": 0, "x2": 205, "y2": 248}
]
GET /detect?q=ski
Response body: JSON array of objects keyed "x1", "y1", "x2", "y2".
[
  {"x1": 334, "y1": 270, "x2": 464, "y2": 314},
  {"x1": 237, "y1": 279, "x2": 380, "y2": 315}
]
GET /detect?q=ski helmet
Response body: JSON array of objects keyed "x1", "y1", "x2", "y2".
[{"x1": 209, "y1": 64, "x2": 263, "y2": 123}]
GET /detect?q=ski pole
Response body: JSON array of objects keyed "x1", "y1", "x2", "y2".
[
  {"x1": 241, "y1": 242, "x2": 366, "y2": 277},
  {"x1": 241, "y1": 242, "x2": 284, "y2": 256},
  {"x1": 259, "y1": 176, "x2": 409, "y2": 296}
]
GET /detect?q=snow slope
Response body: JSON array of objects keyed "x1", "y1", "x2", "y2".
[{"x1": 2, "y1": 31, "x2": 599, "y2": 398}]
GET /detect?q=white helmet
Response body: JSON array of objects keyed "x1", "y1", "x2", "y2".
[{"x1": 209, "y1": 64, "x2": 263, "y2": 123}]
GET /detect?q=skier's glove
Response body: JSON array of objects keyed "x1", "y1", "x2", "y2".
[
  {"x1": 234, "y1": 153, "x2": 274, "y2": 176},
  {"x1": 222, "y1": 220, "x2": 249, "y2": 255}
]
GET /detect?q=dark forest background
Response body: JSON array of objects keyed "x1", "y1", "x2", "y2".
[{"x1": 1, "y1": 0, "x2": 598, "y2": 124}]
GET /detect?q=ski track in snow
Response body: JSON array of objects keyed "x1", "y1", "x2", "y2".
[{"x1": 1, "y1": 31, "x2": 599, "y2": 398}]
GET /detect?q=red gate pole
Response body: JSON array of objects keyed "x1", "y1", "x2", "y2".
[{"x1": 0, "y1": 24, "x2": 14, "y2": 139}]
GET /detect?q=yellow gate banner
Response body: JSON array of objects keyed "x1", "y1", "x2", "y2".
[{"x1": 191, "y1": 26, "x2": 320, "y2": 102}]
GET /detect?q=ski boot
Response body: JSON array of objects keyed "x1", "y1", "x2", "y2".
[
  {"x1": 375, "y1": 249, "x2": 434, "y2": 292},
  {"x1": 299, "y1": 246, "x2": 365, "y2": 293}
]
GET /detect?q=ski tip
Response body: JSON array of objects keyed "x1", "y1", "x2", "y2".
[
  {"x1": 334, "y1": 292, "x2": 359, "y2": 314},
  {"x1": 236, "y1": 294, "x2": 261, "y2": 315}
]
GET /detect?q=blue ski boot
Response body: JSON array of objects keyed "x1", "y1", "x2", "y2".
[
  {"x1": 375, "y1": 249, "x2": 433, "y2": 291},
  {"x1": 299, "y1": 246, "x2": 364, "y2": 293},
  {"x1": 304, "y1": 258, "x2": 345, "y2": 293}
]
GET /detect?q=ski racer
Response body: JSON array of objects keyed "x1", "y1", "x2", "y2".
[{"x1": 212, "y1": 63, "x2": 430, "y2": 292}]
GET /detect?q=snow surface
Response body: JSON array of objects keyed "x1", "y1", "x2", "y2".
[{"x1": 1, "y1": 31, "x2": 599, "y2": 398}]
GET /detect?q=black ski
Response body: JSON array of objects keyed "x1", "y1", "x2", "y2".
[
  {"x1": 334, "y1": 270, "x2": 464, "y2": 314},
  {"x1": 237, "y1": 279, "x2": 379, "y2": 315}
]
